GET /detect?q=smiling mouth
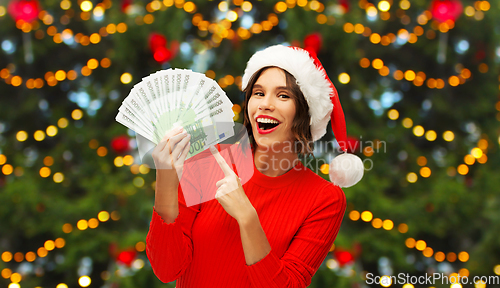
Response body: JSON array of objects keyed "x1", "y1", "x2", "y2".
[{"x1": 258, "y1": 121, "x2": 280, "y2": 130}]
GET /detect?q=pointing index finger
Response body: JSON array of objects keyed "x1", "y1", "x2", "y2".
[{"x1": 210, "y1": 145, "x2": 234, "y2": 177}]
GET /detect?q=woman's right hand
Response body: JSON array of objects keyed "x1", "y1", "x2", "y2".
[{"x1": 152, "y1": 126, "x2": 191, "y2": 181}]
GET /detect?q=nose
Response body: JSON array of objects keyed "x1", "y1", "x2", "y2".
[{"x1": 258, "y1": 95, "x2": 275, "y2": 111}]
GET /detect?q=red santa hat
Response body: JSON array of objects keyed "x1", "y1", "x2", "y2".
[{"x1": 242, "y1": 44, "x2": 363, "y2": 187}]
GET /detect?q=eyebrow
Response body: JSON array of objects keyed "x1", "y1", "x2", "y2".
[{"x1": 253, "y1": 84, "x2": 289, "y2": 91}]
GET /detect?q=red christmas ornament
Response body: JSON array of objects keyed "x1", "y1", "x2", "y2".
[
  {"x1": 111, "y1": 135, "x2": 130, "y2": 154},
  {"x1": 339, "y1": 0, "x2": 350, "y2": 13},
  {"x1": 304, "y1": 33, "x2": 323, "y2": 56},
  {"x1": 149, "y1": 33, "x2": 168, "y2": 52},
  {"x1": 153, "y1": 46, "x2": 173, "y2": 64},
  {"x1": 117, "y1": 249, "x2": 137, "y2": 266},
  {"x1": 429, "y1": 0, "x2": 463, "y2": 23},
  {"x1": 121, "y1": 0, "x2": 132, "y2": 13},
  {"x1": 8, "y1": 0, "x2": 41, "y2": 23},
  {"x1": 334, "y1": 250, "x2": 354, "y2": 266}
]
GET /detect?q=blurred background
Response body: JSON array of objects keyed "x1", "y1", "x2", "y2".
[{"x1": 1, "y1": 0, "x2": 499, "y2": 287}]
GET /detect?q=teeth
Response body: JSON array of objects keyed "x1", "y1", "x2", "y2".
[{"x1": 257, "y1": 118, "x2": 279, "y2": 124}]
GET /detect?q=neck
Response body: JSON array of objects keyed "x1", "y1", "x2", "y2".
[{"x1": 253, "y1": 143, "x2": 299, "y2": 177}]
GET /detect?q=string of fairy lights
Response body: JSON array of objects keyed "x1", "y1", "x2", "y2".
[{"x1": 1, "y1": 0, "x2": 499, "y2": 287}]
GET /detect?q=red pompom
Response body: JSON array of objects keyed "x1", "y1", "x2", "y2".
[
  {"x1": 430, "y1": 0, "x2": 463, "y2": 23},
  {"x1": 111, "y1": 135, "x2": 130, "y2": 154},
  {"x1": 8, "y1": 0, "x2": 41, "y2": 22},
  {"x1": 117, "y1": 250, "x2": 137, "y2": 266}
]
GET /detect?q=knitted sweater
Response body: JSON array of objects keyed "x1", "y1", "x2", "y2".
[{"x1": 146, "y1": 145, "x2": 346, "y2": 287}]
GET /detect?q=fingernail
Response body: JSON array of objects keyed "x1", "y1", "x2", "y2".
[{"x1": 178, "y1": 126, "x2": 184, "y2": 132}]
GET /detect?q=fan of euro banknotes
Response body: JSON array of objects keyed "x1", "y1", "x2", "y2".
[{"x1": 116, "y1": 68, "x2": 236, "y2": 164}]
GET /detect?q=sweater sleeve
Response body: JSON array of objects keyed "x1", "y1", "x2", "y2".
[
  {"x1": 246, "y1": 184, "x2": 346, "y2": 288},
  {"x1": 146, "y1": 169, "x2": 202, "y2": 283}
]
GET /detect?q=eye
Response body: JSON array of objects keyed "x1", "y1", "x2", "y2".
[
  {"x1": 253, "y1": 91, "x2": 264, "y2": 97},
  {"x1": 278, "y1": 94, "x2": 290, "y2": 99}
]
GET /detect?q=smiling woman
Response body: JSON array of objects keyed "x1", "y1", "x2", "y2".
[{"x1": 146, "y1": 44, "x2": 363, "y2": 288}]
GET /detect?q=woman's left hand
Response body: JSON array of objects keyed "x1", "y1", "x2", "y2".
[{"x1": 210, "y1": 146, "x2": 256, "y2": 223}]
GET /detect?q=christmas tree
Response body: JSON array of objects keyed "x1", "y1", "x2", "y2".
[{"x1": 1, "y1": 0, "x2": 499, "y2": 287}]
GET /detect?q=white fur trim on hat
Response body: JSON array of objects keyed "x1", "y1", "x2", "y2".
[{"x1": 242, "y1": 45, "x2": 334, "y2": 142}]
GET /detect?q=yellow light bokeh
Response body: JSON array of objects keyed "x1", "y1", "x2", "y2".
[
  {"x1": 349, "y1": 210, "x2": 360, "y2": 221},
  {"x1": 77, "y1": 219, "x2": 88, "y2": 230},
  {"x1": 16, "y1": 131, "x2": 28, "y2": 142},
  {"x1": 34, "y1": 130, "x2": 46, "y2": 141},
  {"x1": 88, "y1": 218, "x2": 99, "y2": 229},
  {"x1": 457, "y1": 164, "x2": 469, "y2": 175},
  {"x1": 420, "y1": 167, "x2": 431, "y2": 178},
  {"x1": 434, "y1": 251, "x2": 445, "y2": 262},
  {"x1": 494, "y1": 264, "x2": 500, "y2": 275},
  {"x1": 404, "y1": 70, "x2": 416, "y2": 81},
  {"x1": 2, "y1": 164, "x2": 13, "y2": 175},
  {"x1": 58, "y1": 117, "x2": 69, "y2": 128},
  {"x1": 62, "y1": 223, "x2": 73, "y2": 233},
  {"x1": 72, "y1": 109, "x2": 83, "y2": 120},
  {"x1": 242, "y1": 1, "x2": 252, "y2": 12},
  {"x1": 98, "y1": 211, "x2": 110, "y2": 222},
  {"x1": 443, "y1": 131, "x2": 455, "y2": 141},
  {"x1": 360, "y1": 211, "x2": 373, "y2": 222},
  {"x1": 1, "y1": 268, "x2": 12, "y2": 279},
  {"x1": 382, "y1": 219, "x2": 393, "y2": 230},
  {"x1": 79, "y1": 276, "x2": 91, "y2": 287},
  {"x1": 26, "y1": 251, "x2": 36, "y2": 262},
  {"x1": 378, "y1": 0, "x2": 390, "y2": 12},
  {"x1": 87, "y1": 59, "x2": 99, "y2": 69},
  {"x1": 423, "y1": 247, "x2": 433, "y2": 257},
  {"x1": 44, "y1": 240, "x2": 55, "y2": 251},
  {"x1": 10, "y1": 272, "x2": 21, "y2": 283},
  {"x1": 136, "y1": 241, "x2": 146, "y2": 252},
  {"x1": 39, "y1": 167, "x2": 51, "y2": 178},
  {"x1": 319, "y1": 163, "x2": 329, "y2": 174},
  {"x1": 56, "y1": 284, "x2": 69, "y2": 288},
  {"x1": 413, "y1": 125, "x2": 424, "y2": 137},
  {"x1": 405, "y1": 238, "x2": 416, "y2": 248},
  {"x1": 338, "y1": 73, "x2": 350, "y2": 84},
  {"x1": 372, "y1": 58, "x2": 384, "y2": 69},
  {"x1": 97, "y1": 147, "x2": 108, "y2": 157},
  {"x1": 458, "y1": 251, "x2": 469, "y2": 262},
  {"x1": 447, "y1": 252, "x2": 457, "y2": 262},
  {"x1": 359, "y1": 58, "x2": 370, "y2": 68},
  {"x1": 55, "y1": 238, "x2": 66, "y2": 248},
  {"x1": 46, "y1": 125, "x2": 58, "y2": 136},
  {"x1": 402, "y1": 118, "x2": 413, "y2": 128},
  {"x1": 80, "y1": 1, "x2": 93, "y2": 12},
  {"x1": 387, "y1": 109, "x2": 399, "y2": 120},
  {"x1": 398, "y1": 223, "x2": 408, "y2": 233},
  {"x1": 343, "y1": 22, "x2": 354, "y2": 33},
  {"x1": 471, "y1": 147, "x2": 483, "y2": 158},
  {"x1": 37, "y1": 247, "x2": 48, "y2": 257},
  {"x1": 1, "y1": 251, "x2": 13, "y2": 262},
  {"x1": 275, "y1": 1, "x2": 287, "y2": 13},
  {"x1": 121, "y1": 73, "x2": 132, "y2": 84},
  {"x1": 415, "y1": 240, "x2": 426, "y2": 251},
  {"x1": 372, "y1": 218, "x2": 383, "y2": 228},
  {"x1": 53, "y1": 172, "x2": 64, "y2": 183},
  {"x1": 425, "y1": 130, "x2": 437, "y2": 141},
  {"x1": 464, "y1": 154, "x2": 475, "y2": 165},
  {"x1": 407, "y1": 172, "x2": 418, "y2": 183}
]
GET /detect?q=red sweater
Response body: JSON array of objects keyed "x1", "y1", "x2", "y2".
[{"x1": 146, "y1": 146, "x2": 346, "y2": 287}]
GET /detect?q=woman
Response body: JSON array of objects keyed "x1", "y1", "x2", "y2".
[{"x1": 146, "y1": 45, "x2": 362, "y2": 287}]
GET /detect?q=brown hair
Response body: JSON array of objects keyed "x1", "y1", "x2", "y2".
[{"x1": 241, "y1": 66, "x2": 314, "y2": 157}]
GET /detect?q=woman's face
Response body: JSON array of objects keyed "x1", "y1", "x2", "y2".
[{"x1": 247, "y1": 67, "x2": 297, "y2": 150}]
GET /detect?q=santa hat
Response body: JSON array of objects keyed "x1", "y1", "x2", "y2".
[{"x1": 242, "y1": 44, "x2": 363, "y2": 188}]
